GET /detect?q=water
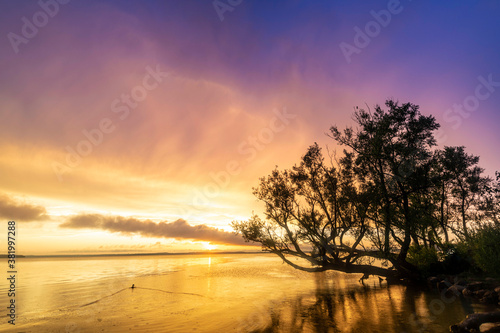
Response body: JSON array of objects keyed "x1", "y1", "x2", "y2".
[{"x1": 0, "y1": 253, "x2": 493, "y2": 332}]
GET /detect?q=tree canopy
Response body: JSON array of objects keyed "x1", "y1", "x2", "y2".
[{"x1": 232, "y1": 100, "x2": 498, "y2": 282}]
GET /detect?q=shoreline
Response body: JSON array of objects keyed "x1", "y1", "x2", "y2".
[{"x1": 0, "y1": 250, "x2": 266, "y2": 259}]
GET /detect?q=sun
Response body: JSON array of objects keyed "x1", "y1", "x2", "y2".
[{"x1": 203, "y1": 243, "x2": 217, "y2": 251}]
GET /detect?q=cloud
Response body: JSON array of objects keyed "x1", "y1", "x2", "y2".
[
  {"x1": 0, "y1": 193, "x2": 49, "y2": 221},
  {"x1": 60, "y1": 214, "x2": 249, "y2": 246}
]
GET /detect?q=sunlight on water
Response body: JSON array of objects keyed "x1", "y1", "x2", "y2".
[{"x1": 0, "y1": 253, "x2": 493, "y2": 332}]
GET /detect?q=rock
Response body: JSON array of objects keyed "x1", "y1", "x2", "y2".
[
  {"x1": 463, "y1": 288, "x2": 474, "y2": 297},
  {"x1": 468, "y1": 282, "x2": 486, "y2": 292},
  {"x1": 480, "y1": 291, "x2": 499, "y2": 304},
  {"x1": 455, "y1": 279, "x2": 468, "y2": 286},
  {"x1": 450, "y1": 311, "x2": 500, "y2": 333},
  {"x1": 495, "y1": 286, "x2": 500, "y2": 294},
  {"x1": 475, "y1": 290, "x2": 489, "y2": 298},
  {"x1": 480, "y1": 322, "x2": 500, "y2": 332}
]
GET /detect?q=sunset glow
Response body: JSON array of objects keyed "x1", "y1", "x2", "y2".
[
  {"x1": 2, "y1": 2, "x2": 500, "y2": 332},
  {"x1": 203, "y1": 243, "x2": 217, "y2": 251},
  {"x1": 1, "y1": 1, "x2": 499, "y2": 256}
]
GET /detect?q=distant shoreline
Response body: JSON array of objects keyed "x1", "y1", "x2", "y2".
[{"x1": 0, "y1": 251, "x2": 265, "y2": 259}]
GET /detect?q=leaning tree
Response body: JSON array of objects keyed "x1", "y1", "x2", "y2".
[{"x1": 232, "y1": 100, "x2": 452, "y2": 281}]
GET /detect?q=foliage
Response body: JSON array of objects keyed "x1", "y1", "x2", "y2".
[
  {"x1": 406, "y1": 245, "x2": 438, "y2": 275},
  {"x1": 232, "y1": 100, "x2": 496, "y2": 281},
  {"x1": 468, "y1": 224, "x2": 500, "y2": 277}
]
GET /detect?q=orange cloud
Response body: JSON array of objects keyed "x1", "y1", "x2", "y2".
[
  {"x1": 60, "y1": 213, "x2": 249, "y2": 246},
  {"x1": 0, "y1": 193, "x2": 49, "y2": 221}
]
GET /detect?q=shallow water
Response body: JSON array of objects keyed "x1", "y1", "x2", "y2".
[{"x1": 0, "y1": 253, "x2": 493, "y2": 332}]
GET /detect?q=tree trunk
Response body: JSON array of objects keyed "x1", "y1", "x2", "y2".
[
  {"x1": 273, "y1": 250, "x2": 402, "y2": 282},
  {"x1": 461, "y1": 193, "x2": 469, "y2": 240},
  {"x1": 397, "y1": 193, "x2": 412, "y2": 263},
  {"x1": 378, "y1": 160, "x2": 392, "y2": 256},
  {"x1": 440, "y1": 181, "x2": 449, "y2": 243}
]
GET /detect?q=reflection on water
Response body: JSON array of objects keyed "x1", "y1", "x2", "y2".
[
  {"x1": 0, "y1": 253, "x2": 493, "y2": 332},
  {"x1": 240, "y1": 272, "x2": 493, "y2": 333},
  {"x1": 248, "y1": 275, "x2": 467, "y2": 333}
]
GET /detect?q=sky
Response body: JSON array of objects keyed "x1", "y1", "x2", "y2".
[{"x1": 1, "y1": 0, "x2": 499, "y2": 255}]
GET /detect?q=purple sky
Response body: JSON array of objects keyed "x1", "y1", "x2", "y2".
[{"x1": 0, "y1": 0, "x2": 499, "y2": 254}]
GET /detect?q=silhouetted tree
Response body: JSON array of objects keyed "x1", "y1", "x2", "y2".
[
  {"x1": 232, "y1": 100, "x2": 494, "y2": 281},
  {"x1": 329, "y1": 100, "x2": 439, "y2": 277},
  {"x1": 429, "y1": 150, "x2": 453, "y2": 244},
  {"x1": 478, "y1": 171, "x2": 500, "y2": 225},
  {"x1": 441, "y1": 146, "x2": 489, "y2": 240},
  {"x1": 232, "y1": 142, "x2": 399, "y2": 280}
]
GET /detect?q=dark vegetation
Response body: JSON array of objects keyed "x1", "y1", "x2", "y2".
[{"x1": 232, "y1": 100, "x2": 500, "y2": 283}]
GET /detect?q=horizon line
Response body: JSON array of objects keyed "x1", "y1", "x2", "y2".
[{"x1": 0, "y1": 250, "x2": 266, "y2": 259}]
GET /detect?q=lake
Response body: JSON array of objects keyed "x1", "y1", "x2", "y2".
[{"x1": 0, "y1": 253, "x2": 492, "y2": 332}]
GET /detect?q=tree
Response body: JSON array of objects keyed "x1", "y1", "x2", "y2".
[
  {"x1": 329, "y1": 101, "x2": 439, "y2": 270},
  {"x1": 233, "y1": 100, "x2": 442, "y2": 281},
  {"x1": 441, "y1": 146, "x2": 489, "y2": 240},
  {"x1": 233, "y1": 100, "x2": 496, "y2": 281},
  {"x1": 428, "y1": 150, "x2": 453, "y2": 245},
  {"x1": 478, "y1": 171, "x2": 500, "y2": 226},
  {"x1": 232, "y1": 142, "x2": 400, "y2": 280}
]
